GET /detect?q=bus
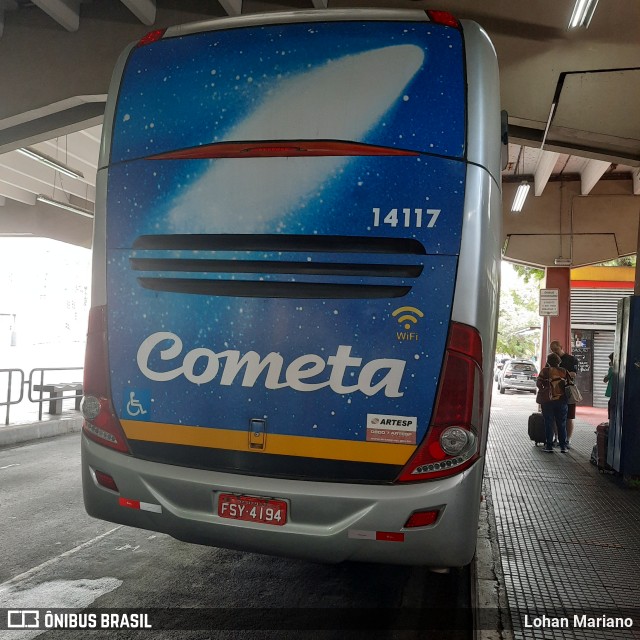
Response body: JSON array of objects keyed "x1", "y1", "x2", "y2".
[{"x1": 82, "y1": 9, "x2": 502, "y2": 569}]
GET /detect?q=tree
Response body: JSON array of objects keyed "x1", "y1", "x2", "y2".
[
  {"x1": 497, "y1": 264, "x2": 541, "y2": 359},
  {"x1": 511, "y1": 264, "x2": 544, "y2": 284},
  {"x1": 596, "y1": 256, "x2": 636, "y2": 267}
]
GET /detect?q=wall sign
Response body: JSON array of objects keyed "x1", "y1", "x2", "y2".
[{"x1": 539, "y1": 288, "x2": 559, "y2": 317}]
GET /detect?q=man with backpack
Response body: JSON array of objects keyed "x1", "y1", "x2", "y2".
[
  {"x1": 550, "y1": 340, "x2": 578, "y2": 446},
  {"x1": 536, "y1": 352, "x2": 571, "y2": 453}
]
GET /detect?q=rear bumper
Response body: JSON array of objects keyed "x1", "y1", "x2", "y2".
[
  {"x1": 501, "y1": 380, "x2": 535, "y2": 392},
  {"x1": 82, "y1": 434, "x2": 484, "y2": 567}
]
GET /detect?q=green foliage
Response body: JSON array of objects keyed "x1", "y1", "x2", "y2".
[
  {"x1": 596, "y1": 256, "x2": 636, "y2": 267},
  {"x1": 511, "y1": 264, "x2": 544, "y2": 284},
  {"x1": 497, "y1": 264, "x2": 541, "y2": 360}
]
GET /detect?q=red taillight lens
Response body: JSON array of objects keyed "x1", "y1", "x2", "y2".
[
  {"x1": 83, "y1": 306, "x2": 109, "y2": 398},
  {"x1": 82, "y1": 306, "x2": 131, "y2": 454},
  {"x1": 426, "y1": 11, "x2": 461, "y2": 29},
  {"x1": 404, "y1": 509, "x2": 440, "y2": 528},
  {"x1": 137, "y1": 29, "x2": 167, "y2": 48},
  {"x1": 396, "y1": 322, "x2": 483, "y2": 483},
  {"x1": 433, "y1": 351, "x2": 476, "y2": 426}
]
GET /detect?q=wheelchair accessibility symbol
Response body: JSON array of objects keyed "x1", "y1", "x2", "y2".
[{"x1": 124, "y1": 390, "x2": 150, "y2": 419}]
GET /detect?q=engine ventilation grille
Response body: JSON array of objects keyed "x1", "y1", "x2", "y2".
[{"x1": 131, "y1": 234, "x2": 425, "y2": 300}]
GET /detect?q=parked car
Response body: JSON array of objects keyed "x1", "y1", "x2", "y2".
[
  {"x1": 497, "y1": 359, "x2": 538, "y2": 394},
  {"x1": 494, "y1": 357, "x2": 511, "y2": 381}
]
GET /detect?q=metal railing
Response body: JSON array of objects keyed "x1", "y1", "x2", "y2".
[
  {"x1": 28, "y1": 367, "x2": 84, "y2": 421},
  {"x1": 1, "y1": 368, "x2": 25, "y2": 425}
]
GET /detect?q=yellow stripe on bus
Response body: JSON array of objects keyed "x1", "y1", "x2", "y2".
[{"x1": 121, "y1": 420, "x2": 414, "y2": 466}]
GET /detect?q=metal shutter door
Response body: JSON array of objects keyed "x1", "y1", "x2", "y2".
[{"x1": 571, "y1": 288, "x2": 633, "y2": 326}]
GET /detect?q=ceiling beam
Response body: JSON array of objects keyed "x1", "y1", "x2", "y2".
[
  {"x1": 0, "y1": 180, "x2": 37, "y2": 206},
  {"x1": 533, "y1": 150, "x2": 559, "y2": 196},
  {"x1": 31, "y1": 0, "x2": 81, "y2": 32},
  {"x1": 0, "y1": 154, "x2": 96, "y2": 202},
  {"x1": 218, "y1": 0, "x2": 241, "y2": 16},
  {"x1": 0, "y1": 1, "x2": 17, "y2": 39},
  {"x1": 633, "y1": 169, "x2": 640, "y2": 195},
  {"x1": 120, "y1": 0, "x2": 156, "y2": 25},
  {"x1": 508, "y1": 124, "x2": 640, "y2": 168},
  {"x1": 0, "y1": 99, "x2": 105, "y2": 155},
  {"x1": 580, "y1": 158, "x2": 611, "y2": 195}
]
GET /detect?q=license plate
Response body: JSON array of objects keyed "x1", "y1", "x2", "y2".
[{"x1": 218, "y1": 493, "x2": 287, "y2": 526}]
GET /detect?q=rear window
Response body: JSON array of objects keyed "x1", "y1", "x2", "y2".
[
  {"x1": 110, "y1": 20, "x2": 465, "y2": 163},
  {"x1": 508, "y1": 363, "x2": 536, "y2": 373}
]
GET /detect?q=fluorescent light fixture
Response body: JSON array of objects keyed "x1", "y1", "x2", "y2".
[
  {"x1": 554, "y1": 258, "x2": 572, "y2": 266},
  {"x1": 37, "y1": 194, "x2": 93, "y2": 218},
  {"x1": 17, "y1": 147, "x2": 84, "y2": 180},
  {"x1": 568, "y1": 0, "x2": 599, "y2": 28},
  {"x1": 511, "y1": 181, "x2": 530, "y2": 212}
]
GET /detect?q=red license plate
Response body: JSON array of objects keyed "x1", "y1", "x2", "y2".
[{"x1": 218, "y1": 493, "x2": 287, "y2": 526}]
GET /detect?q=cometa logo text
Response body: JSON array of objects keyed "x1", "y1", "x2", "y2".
[{"x1": 137, "y1": 332, "x2": 406, "y2": 397}]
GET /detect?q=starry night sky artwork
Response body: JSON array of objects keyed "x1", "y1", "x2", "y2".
[{"x1": 105, "y1": 19, "x2": 467, "y2": 442}]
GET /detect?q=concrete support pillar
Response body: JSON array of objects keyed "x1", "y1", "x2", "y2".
[{"x1": 541, "y1": 267, "x2": 572, "y2": 360}]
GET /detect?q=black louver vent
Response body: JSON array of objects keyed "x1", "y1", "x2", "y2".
[{"x1": 131, "y1": 234, "x2": 425, "y2": 299}]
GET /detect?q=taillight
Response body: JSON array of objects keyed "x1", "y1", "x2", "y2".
[
  {"x1": 395, "y1": 322, "x2": 483, "y2": 483},
  {"x1": 137, "y1": 29, "x2": 166, "y2": 48},
  {"x1": 82, "y1": 306, "x2": 131, "y2": 454},
  {"x1": 426, "y1": 10, "x2": 461, "y2": 29}
]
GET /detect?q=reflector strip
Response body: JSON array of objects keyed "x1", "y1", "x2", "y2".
[
  {"x1": 404, "y1": 509, "x2": 440, "y2": 528},
  {"x1": 348, "y1": 530, "x2": 405, "y2": 542},
  {"x1": 119, "y1": 497, "x2": 162, "y2": 513},
  {"x1": 376, "y1": 532, "x2": 405, "y2": 542}
]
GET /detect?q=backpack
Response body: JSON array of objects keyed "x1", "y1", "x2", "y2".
[
  {"x1": 548, "y1": 367, "x2": 567, "y2": 400},
  {"x1": 538, "y1": 366, "x2": 567, "y2": 401}
]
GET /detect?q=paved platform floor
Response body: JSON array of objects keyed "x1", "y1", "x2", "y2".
[
  {"x1": 2, "y1": 385, "x2": 639, "y2": 639},
  {"x1": 485, "y1": 389, "x2": 640, "y2": 639},
  {"x1": 0, "y1": 396, "x2": 83, "y2": 446}
]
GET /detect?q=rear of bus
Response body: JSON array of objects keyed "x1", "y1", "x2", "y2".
[{"x1": 82, "y1": 10, "x2": 502, "y2": 568}]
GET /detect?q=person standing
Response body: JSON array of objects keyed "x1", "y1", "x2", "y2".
[
  {"x1": 536, "y1": 352, "x2": 571, "y2": 453},
  {"x1": 550, "y1": 340, "x2": 578, "y2": 446},
  {"x1": 604, "y1": 352, "x2": 614, "y2": 421}
]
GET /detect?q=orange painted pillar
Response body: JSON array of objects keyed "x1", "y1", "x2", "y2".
[{"x1": 541, "y1": 267, "x2": 572, "y2": 360}]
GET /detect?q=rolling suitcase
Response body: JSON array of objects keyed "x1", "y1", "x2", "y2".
[
  {"x1": 528, "y1": 412, "x2": 546, "y2": 446},
  {"x1": 596, "y1": 421, "x2": 614, "y2": 472}
]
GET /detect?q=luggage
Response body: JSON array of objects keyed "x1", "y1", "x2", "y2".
[
  {"x1": 595, "y1": 421, "x2": 614, "y2": 472},
  {"x1": 528, "y1": 412, "x2": 546, "y2": 446}
]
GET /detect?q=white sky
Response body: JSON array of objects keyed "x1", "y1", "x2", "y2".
[{"x1": 0, "y1": 237, "x2": 91, "y2": 370}]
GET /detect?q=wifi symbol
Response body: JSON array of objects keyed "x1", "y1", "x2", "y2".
[{"x1": 392, "y1": 306, "x2": 424, "y2": 330}]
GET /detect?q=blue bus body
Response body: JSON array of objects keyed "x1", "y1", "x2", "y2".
[{"x1": 82, "y1": 10, "x2": 502, "y2": 568}]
